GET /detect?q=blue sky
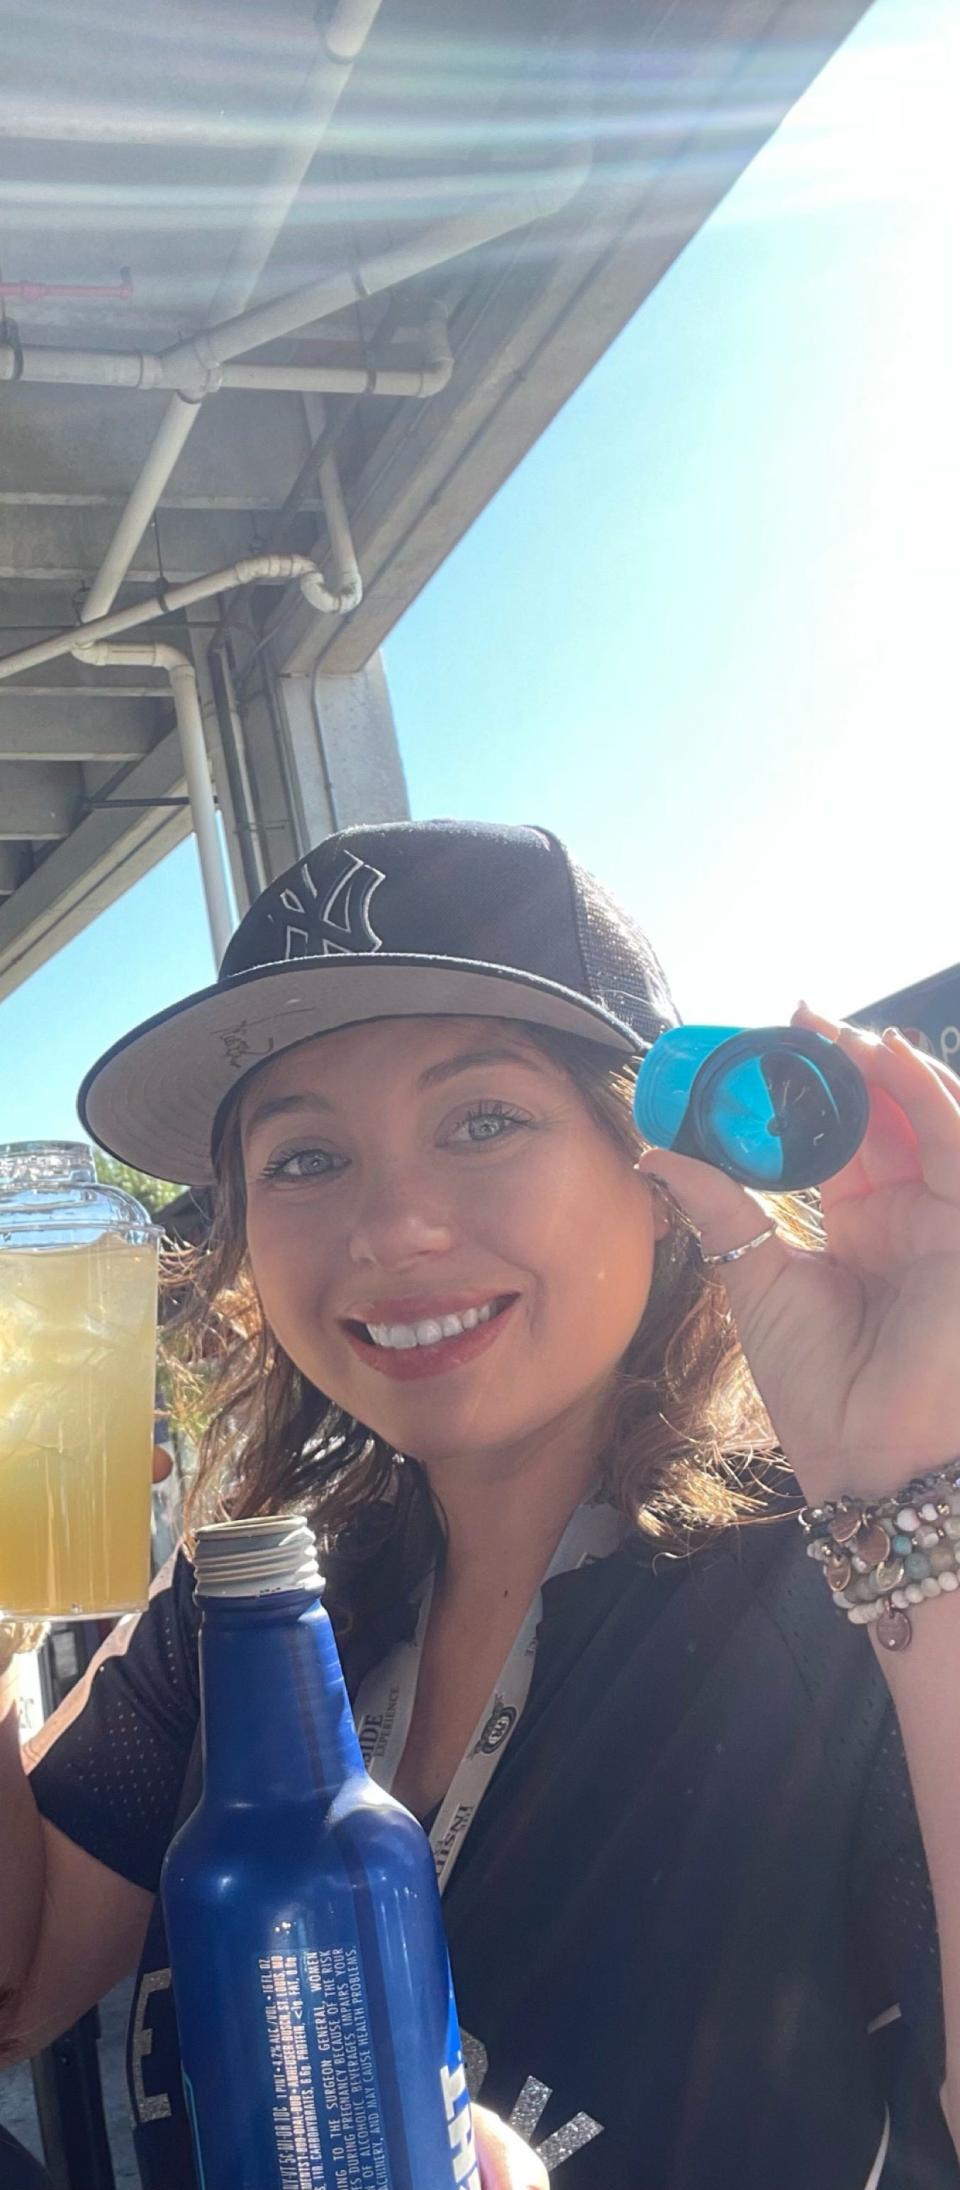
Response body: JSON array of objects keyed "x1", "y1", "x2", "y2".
[{"x1": 1, "y1": 0, "x2": 956, "y2": 1152}]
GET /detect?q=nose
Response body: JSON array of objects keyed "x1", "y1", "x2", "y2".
[{"x1": 346, "y1": 1161, "x2": 457, "y2": 1270}]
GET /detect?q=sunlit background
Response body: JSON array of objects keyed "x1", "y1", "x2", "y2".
[{"x1": 0, "y1": 0, "x2": 955, "y2": 1146}]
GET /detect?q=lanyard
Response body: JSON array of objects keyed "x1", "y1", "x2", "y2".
[{"x1": 353, "y1": 1493, "x2": 624, "y2": 1894}]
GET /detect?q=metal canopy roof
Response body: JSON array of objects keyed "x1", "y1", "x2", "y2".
[{"x1": 0, "y1": 0, "x2": 870, "y2": 995}]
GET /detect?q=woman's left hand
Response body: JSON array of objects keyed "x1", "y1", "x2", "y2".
[{"x1": 636, "y1": 1009, "x2": 960, "y2": 1507}]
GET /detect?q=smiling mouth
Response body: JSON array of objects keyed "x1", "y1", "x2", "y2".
[{"x1": 345, "y1": 1295, "x2": 516, "y2": 1353}]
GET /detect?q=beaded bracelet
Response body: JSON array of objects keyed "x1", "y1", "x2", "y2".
[{"x1": 799, "y1": 1465, "x2": 960, "y2": 1650}]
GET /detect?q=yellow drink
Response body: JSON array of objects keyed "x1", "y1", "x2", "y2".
[{"x1": 0, "y1": 1238, "x2": 158, "y2": 1618}]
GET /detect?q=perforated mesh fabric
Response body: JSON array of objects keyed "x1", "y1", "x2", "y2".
[
  {"x1": 750, "y1": 1531, "x2": 944, "y2": 2037},
  {"x1": 25, "y1": 1521, "x2": 957, "y2": 2190},
  {"x1": 854, "y1": 1712, "x2": 943, "y2": 2029},
  {"x1": 28, "y1": 1551, "x2": 200, "y2": 1892},
  {"x1": 565, "y1": 856, "x2": 679, "y2": 1048}
]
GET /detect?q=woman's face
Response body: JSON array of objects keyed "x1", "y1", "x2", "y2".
[{"x1": 241, "y1": 1017, "x2": 663, "y2": 1472}]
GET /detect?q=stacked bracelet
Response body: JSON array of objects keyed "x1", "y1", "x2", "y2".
[{"x1": 799, "y1": 1465, "x2": 960, "y2": 1651}]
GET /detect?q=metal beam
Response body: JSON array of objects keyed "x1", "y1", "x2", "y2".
[
  {"x1": 0, "y1": 386, "x2": 313, "y2": 509},
  {"x1": 280, "y1": 659, "x2": 408, "y2": 838},
  {"x1": 277, "y1": 0, "x2": 874, "y2": 677},
  {"x1": 0, "y1": 586, "x2": 110, "y2": 629},
  {"x1": 0, "y1": 762, "x2": 81, "y2": 838},
  {"x1": 209, "y1": 655, "x2": 302, "y2": 886},
  {"x1": 207, "y1": 646, "x2": 408, "y2": 885},
  {"x1": 0, "y1": 695, "x2": 160, "y2": 761},
  {"x1": 0, "y1": 845, "x2": 27, "y2": 894},
  {"x1": 0, "y1": 0, "x2": 873, "y2": 1013},
  {"x1": 182, "y1": 610, "x2": 250, "y2": 919},
  {"x1": 0, "y1": 505, "x2": 269, "y2": 585},
  {"x1": 0, "y1": 730, "x2": 193, "y2": 1001}
]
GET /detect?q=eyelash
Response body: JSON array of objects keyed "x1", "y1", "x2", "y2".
[
  {"x1": 260, "y1": 1147, "x2": 345, "y2": 1182},
  {"x1": 448, "y1": 1100, "x2": 531, "y2": 1146},
  {"x1": 259, "y1": 1102, "x2": 532, "y2": 1181}
]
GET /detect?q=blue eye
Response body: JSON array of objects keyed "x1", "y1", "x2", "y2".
[
  {"x1": 447, "y1": 1103, "x2": 530, "y2": 1146},
  {"x1": 261, "y1": 1148, "x2": 345, "y2": 1181}
]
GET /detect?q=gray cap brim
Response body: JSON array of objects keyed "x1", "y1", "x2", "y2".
[{"x1": 78, "y1": 954, "x2": 639, "y2": 1186}]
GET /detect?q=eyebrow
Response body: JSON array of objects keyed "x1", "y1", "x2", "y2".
[
  {"x1": 242, "y1": 1043, "x2": 546, "y2": 1138},
  {"x1": 415, "y1": 1044, "x2": 547, "y2": 1091},
  {"x1": 242, "y1": 1090, "x2": 335, "y2": 1138}
]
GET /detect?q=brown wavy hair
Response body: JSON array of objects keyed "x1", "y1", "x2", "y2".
[{"x1": 163, "y1": 1024, "x2": 816, "y2": 1641}]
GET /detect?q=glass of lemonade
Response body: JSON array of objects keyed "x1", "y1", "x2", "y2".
[{"x1": 0, "y1": 1143, "x2": 161, "y2": 1620}]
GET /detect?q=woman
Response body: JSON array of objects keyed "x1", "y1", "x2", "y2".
[{"x1": 2, "y1": 816, "x2": 960, "y2": 2190}]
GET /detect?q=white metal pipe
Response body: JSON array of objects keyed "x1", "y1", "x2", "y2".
[
  {"x1": 77, "y1": 0, "x2": 383, "y2": 626},
  {"x1": 0, "y1": 554, "x2": 327, "y2": 681},
  {"x1": 18, "y1": 166, "x2": 580, "y2": 408},
  {"x1": 211, "y1": 640, "x2": 269, "y2": 898},
  {"x1": 205, "y1": 0, "x2": 384, "y2": 326},
  {"x1": 301, "y1": 450, "x2": 363, "y2": 614},
  {"x1": 72, "y1": 640, "x2": 234, "y2": 961},
  {"x1": 19, "y1": 149, "x2": 585, "y2": 665},
  {"x1": 168, "y1": 151, "x2": 590, "y2": 377},
  {"x1": 153, "y1": 660, "x2": 235, "y2": 965},
  {"x1": 80, "y1": 395, "x2": 200, "y2": 624},
  {"x1": 0, "y1": 347, "x2": 163, "y2": 389},
  {"x1": 0, "y1": 327, "x2": 454, "y2": 400},
  {"x1": 221, "y1": 344, "x2": 453, "y2": 397},
  {"x1": 27, "y1": 151, "x2": 583, "y2": 632}
]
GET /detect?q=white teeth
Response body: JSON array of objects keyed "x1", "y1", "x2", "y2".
[{"x1": 364, "y1": 1301, "x2": 502, "y2": 1350}]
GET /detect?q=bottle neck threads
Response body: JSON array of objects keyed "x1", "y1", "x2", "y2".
[
  {"x1": 194, "y1": 1516, "x2": 323, "y2": 1600},
  {"x1": 193, "y1": 1515, "x2": 360, "y2": 1804}
]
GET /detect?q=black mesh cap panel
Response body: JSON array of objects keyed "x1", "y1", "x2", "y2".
[{"x1": 565, "y1": 854, "x2": 679, "y2": 1048}]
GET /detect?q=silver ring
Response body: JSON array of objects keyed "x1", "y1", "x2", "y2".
[{"x1": 702, "y1": 1225, "x2": 778, "y2": 1267}]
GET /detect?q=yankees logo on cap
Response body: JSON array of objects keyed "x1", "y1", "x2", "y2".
[
  {"x1": 270, "y1": 850, "x2": 386, "y2": 963},
  {"x1": 78, "y1": 819, "x2": 680, "y2": 1186}
]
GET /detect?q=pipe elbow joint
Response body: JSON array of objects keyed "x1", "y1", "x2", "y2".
[
  {"x1": 419, "y1": 311, "x2": 454, "y2": 395},
  {"x1": 299, "y1": 569, "x2": 363, "y2": 616},
  {"x1": 161, "y1": 332, "x2": 224, "y2": 401},
  {"x1": 338, "y1": 571, "x2": 363, "y2": 613}
]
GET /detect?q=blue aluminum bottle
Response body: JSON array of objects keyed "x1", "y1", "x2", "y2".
[{"x1": 161, "y1": 1517, "x2": 477, "y2": 2190}]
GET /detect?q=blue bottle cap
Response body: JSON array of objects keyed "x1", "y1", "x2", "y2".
[{"x1": 634, "y1": 1025, "x2": 869, "y2": 1190}]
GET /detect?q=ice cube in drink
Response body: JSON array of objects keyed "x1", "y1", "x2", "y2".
[{"x1": 0, "y1": 1238, "x2": 158, "y2": 1618}]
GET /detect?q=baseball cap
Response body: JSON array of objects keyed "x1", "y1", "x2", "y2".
[{"x1": 78, "y1": 819, "x2": 679, "y2": 1185}]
